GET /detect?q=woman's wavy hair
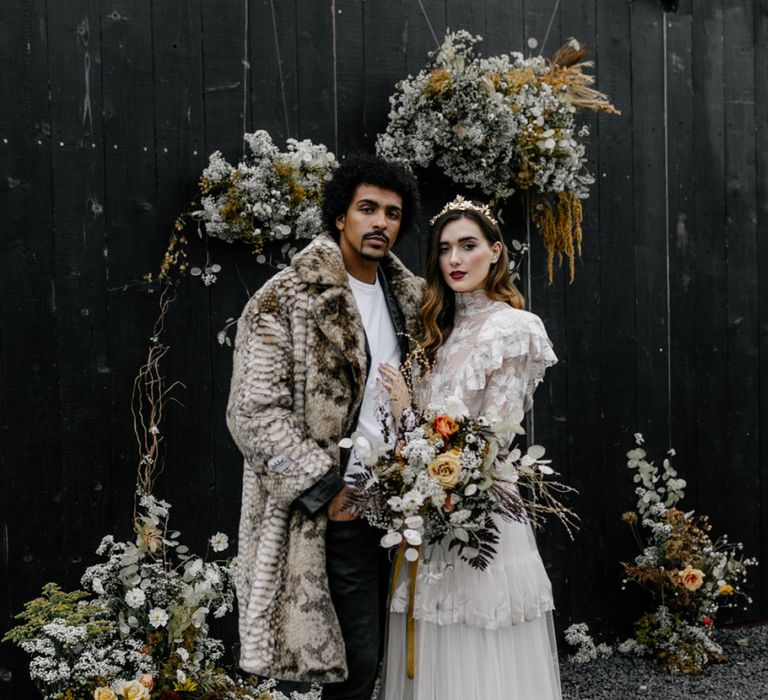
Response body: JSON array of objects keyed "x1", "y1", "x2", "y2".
[{"x1": 420, "y1": 206, "x2": 525, "y2": 364}]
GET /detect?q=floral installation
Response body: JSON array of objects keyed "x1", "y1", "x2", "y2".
[
  {"x1": 620, "y1": 435, "x2": 758, "y2": 674},
  {"x1": 3, "y1": 494, "x2": 242, "y2": 699},
  {"x1": 376, "y1": 30, "x2": 619, "y2": 283},
  {"x1": 196, "y1": 130, "x2": 338, "y2": 260},
  {"x1": 343, "y1": 396, "x2": 577, "y2": 571},
  {"x1": 143, "y1": 130, "x2": 337, "y2": 293}
]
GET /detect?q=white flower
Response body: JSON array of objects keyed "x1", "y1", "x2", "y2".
[
  {"x1": 402, "y1": 489, "x2": 425, "y2": 508},
  {"x1": 213, "y1": 603, "x2": 229, "y2": 619},
  {"x1": 381, "y1": 531, "x2": 404, "y2": 548},
  {"x1": 124, "y1": 587, "x2": 146, "y2": 609},
  {"x1": 405, "y1": 547, "x2": 419, "y2": 562},
  {"x1": 148, "y1": 607, "x2": 169, "y2": 628},
  {"x1": 442, "y1": 396, "x2": 469, "y2": 420},
  {"x1": 634, "y1": 432, "x2": 645, "y2": 445},
  {"x1": 403, "y1": 529, "x2": 422, "y2": 546},
  {"x1": 92, "y1": 578, "x2": 105, "y2": 595},
  {"x1": 186, "y1": 558, "x2": 203, "y2": 577},
  {"x1": 210, "y1": 532, "x2": 229, "y2": 552},
  {"x1": 405, "y1": 515, "x2": 424, "y2": 529},
  {"x1": 176, "y1": 669, "x2": 187, "y2": 684},
  {"x1": 177, "y1": 647, "x2": 190, "y2": 662}
]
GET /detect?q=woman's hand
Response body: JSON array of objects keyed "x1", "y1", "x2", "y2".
[{"x1": 377, "y1": 362, "x2": 411, "y2": 422}]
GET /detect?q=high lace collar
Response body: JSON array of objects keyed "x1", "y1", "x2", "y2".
[{"x1": 454, "y1": 289, "x2": 505, "y2": 316}]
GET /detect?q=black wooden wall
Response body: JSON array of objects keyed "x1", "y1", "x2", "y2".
[{"x1": 1, "y1": 0, "x2": 766, "y2": 694}]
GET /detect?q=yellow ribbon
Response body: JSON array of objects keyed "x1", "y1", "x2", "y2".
[{"x1": 389, "y1": 542, "x2": 419, "y2": 680}]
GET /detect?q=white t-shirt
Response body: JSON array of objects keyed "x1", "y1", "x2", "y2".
[{"x1": 345, "y1": 273, "x2": 401, "y2": 484}]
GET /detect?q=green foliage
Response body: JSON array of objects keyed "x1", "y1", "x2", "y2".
[{"x1": 2, "y1": 582, "x2": 112, "y2": 646}]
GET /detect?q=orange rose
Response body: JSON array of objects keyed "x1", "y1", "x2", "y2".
[
  {"x1": 428, "y1": 450, "x2": 462, "y2": 488},
  {"x1": 678, "y1": 565, "x2": 704, "y2": 592},
  {"x1": 434, "y1": 415, "x2": 459, "y2": 439}
]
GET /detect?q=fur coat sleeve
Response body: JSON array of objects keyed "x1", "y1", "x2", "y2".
[{"x1": 227, "y1": 290, "x2": 337, "y2": 506}]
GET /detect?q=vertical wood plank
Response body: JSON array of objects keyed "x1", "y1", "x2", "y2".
[
  {"x1": 0, "y1": 1, "x2": 61, "y2": 694},
  {"x1": 556, "y1": 0, "x2": 606, "y2": 633},
  {"x1": 251, "y1": 0, "x2": 298, "y2": 143},
  {"x1": 202, "y1": 0, "x2": 265, "y2": 551},
  {"x1": 404, "y1": 0, "x2": 446, "y2": 273},
  {"x1": 362, "y1": 0, "x2": 407, "y2": 149},
  {"x1": 595, "y1": 0, "x2": 640, "y2": 637},
  {"x1": 722, "y1": 0, "x2": 760, "y2": 622},
  {"x1": 630, "y1": 2, "x2": 669, "y2": 451},
  {"x1": 99, "y1": 0, "x2": 161, "y2": 545},
  {"x1": 151, "y1": 0, "x2": 217, "y2": 549},
  {"x1": 446, "y1": 0, "x2": 484, "y2": 35},
  {"x1": 47, "y1": 0, "x2": 114, "y2": 581},
  {"x1": 405, "y1": 0, "x2": 445, "y2": 78},
  {"x1": 297, "y1": 0, "x2": 335, "y2": 147},
  {"x1": 335, "y1": 0, "x2": 366, "y2": 155},
  {"x1": 756, "y1": 0, "x2": 768, "y2": 622},
  {"x1": 483, "y1": 0, "x2": 524, "y2": 56},
  {"x1": 520, "y1": 0, "x2": 571, "y2": 633},
  {"x1": 666, "y1": 0, "x2": 698, "y2": 535},
  {"x1": 690, "y1": 0, "x2": 729, "y2": 540},
  {"x1": 363, "y1": 1, "x2": 420, "y2": 269}
]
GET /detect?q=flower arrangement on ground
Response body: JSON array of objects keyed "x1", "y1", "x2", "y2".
[
  {"x1": 376, "y1": 30, "x2": 618, "y2": 282},
  {"x1": 619, "y1": 435, "x2": 758, "y2": 674},
  {"x1": 2, "y1": 493, "x2": 285, "y2": 699},
  {"x1": 344, "y1": 397, "x2": 576, "y2": 571}
]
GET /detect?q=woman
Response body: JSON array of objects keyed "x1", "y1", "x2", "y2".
[{"x1": 378, "y1": 195, "x2": 561, "y2": 699}]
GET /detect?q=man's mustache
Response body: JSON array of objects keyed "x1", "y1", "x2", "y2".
[{"x1": 362, "y1": 231, "x2": 390, "y2": 244}]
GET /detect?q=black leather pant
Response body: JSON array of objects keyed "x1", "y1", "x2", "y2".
[{"x1": 322, "y1": 519, "x2": 391, "y2": 700}]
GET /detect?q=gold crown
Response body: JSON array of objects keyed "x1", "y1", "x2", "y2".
[{"x1": 429, "y1": 195, "x2": 498, "y2": 227}]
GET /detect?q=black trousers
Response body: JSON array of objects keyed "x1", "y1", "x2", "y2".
[{"x1": 322, "y1": 519, "x2": 392, "y2": 700}]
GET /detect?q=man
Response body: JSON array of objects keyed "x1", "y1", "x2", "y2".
[{"x1": 226, "y1": 154, "x2": 422, "y2": 699}]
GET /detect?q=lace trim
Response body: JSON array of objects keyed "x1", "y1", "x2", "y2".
[
  {"x1": 458, "y1": 310, "x2": 557, "y2": 393},
  {"x1": 390, "y1": 549, "x2": 555, "y2": 629},
  {"x1": 454, "y1": 289, "x2": 507, "y2": 316}
]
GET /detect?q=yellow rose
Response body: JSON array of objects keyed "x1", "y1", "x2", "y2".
[
  {"x1": 719, "y1": 583, "x2": 734, "y2": 596},
  {"x1": 122, "y1": 681, "x2": 150, "y2": 700},
  {"x1": 678, "y1": 565, "x2": 704, "y2": 592},
  {"x1": 427, "y1": 450, "x2": 462, "y2": 489},
  {"x1": 93, "y1": 689, "x2": 117, "y2": 700}
]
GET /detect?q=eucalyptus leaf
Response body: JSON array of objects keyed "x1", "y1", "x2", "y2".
[{"x1": 453, "y1": 528, "x2": 469, "y2": 543}]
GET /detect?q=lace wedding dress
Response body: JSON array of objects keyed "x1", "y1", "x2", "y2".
[{"x1": 383, "y1": 290, "x2": 561, "y2": 700}]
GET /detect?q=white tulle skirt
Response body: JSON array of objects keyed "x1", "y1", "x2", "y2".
[{"x1": 382, "y1": 518, "x2": 562, "y2": 700}]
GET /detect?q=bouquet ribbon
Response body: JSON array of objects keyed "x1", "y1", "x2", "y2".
[{"x1": 390, "y1": 542, "x2": 419, "y2": 679}]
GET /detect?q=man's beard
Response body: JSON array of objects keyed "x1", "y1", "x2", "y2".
[{"x1": 358, "y1": 231, "x2": 390, "y2": 261}]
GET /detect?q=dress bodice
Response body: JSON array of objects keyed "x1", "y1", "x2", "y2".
[{"x1": 427, "y1": 290, "x2": 557, "y2": 427}]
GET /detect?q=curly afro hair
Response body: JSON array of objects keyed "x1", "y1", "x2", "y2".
[{"x1": 322, "y1": 154, "x2": 421, "y2": 241}]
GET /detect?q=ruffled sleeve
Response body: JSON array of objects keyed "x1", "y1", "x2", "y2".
[{"x1": 465, "y1": 309, "x2": 557, "y2": 424}]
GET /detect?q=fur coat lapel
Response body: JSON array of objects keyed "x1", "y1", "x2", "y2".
[{"x1": 292, "y1": 234, "x2": 422, "y2": 380}]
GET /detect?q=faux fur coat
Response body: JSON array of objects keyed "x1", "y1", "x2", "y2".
[{"x1": 226, "y1": 233, "x2": 423, "y2": 682}]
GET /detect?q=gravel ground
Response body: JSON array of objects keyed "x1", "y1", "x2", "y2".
[{"x1": 560, "y1": 625, "x2": 768, "y2": 700}]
